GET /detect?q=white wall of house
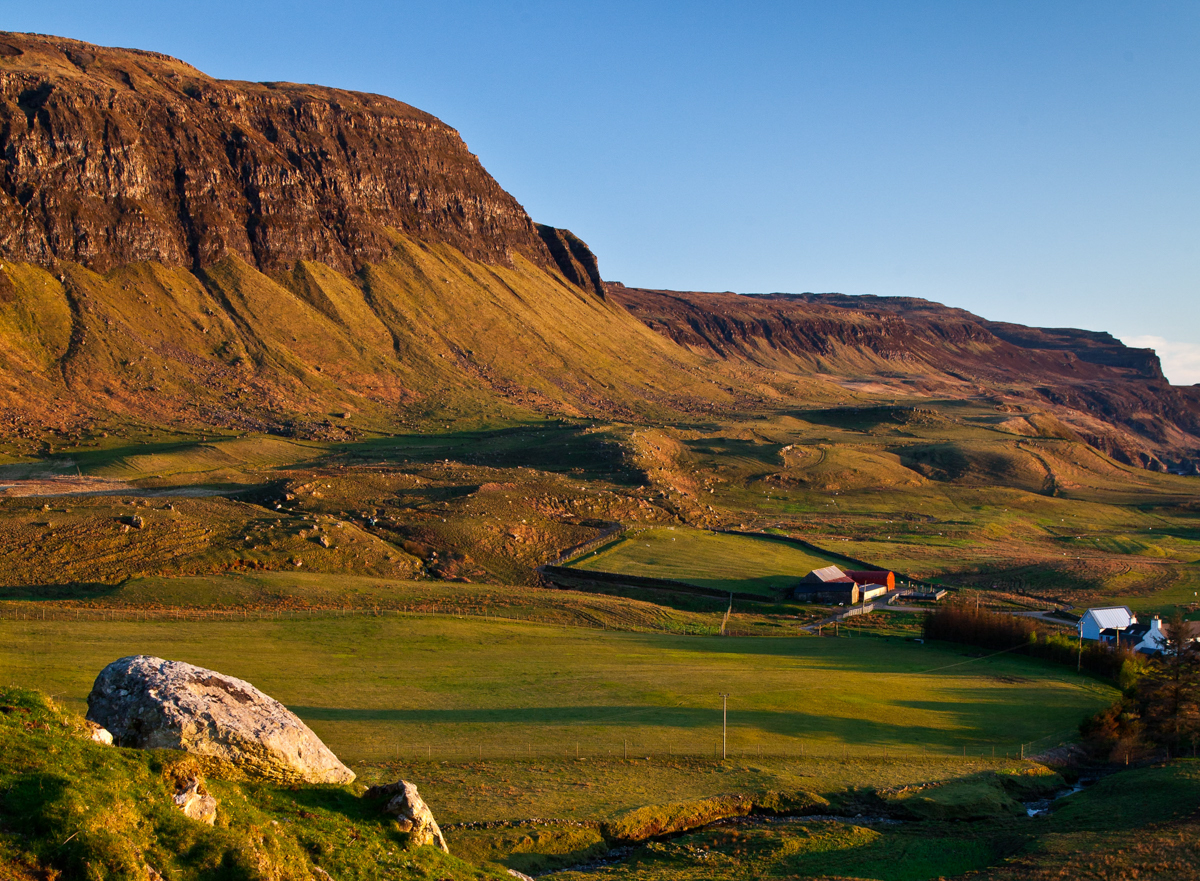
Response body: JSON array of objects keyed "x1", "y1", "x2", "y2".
[
  {"x1": 1079, "y1": 607, "x2": 1136, "y2": 641},
  {"x1": 1132, "y1": 617, "x2": 1169, "y2": 653}
]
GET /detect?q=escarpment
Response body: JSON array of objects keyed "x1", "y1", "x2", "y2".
[
  {"x1": 608, "y1": 284, "x2": 1200, "y2": 472},
  {"x1": 0, "y1": 31, "x2": 591, "y2": 279},
  {"x1": 0, "y1": 31, "x2": 1195, "y2": 474}
]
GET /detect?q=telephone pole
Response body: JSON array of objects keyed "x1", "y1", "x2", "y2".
[{"x1": 720, "y1": 693, "x2": 728, "y2": 760}]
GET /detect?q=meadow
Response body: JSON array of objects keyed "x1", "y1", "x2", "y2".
[
  {"x1": 1, "y1": 614, "x2": 1114, "y2": 772},
  {"x1": 571, "y1": 527, "x2": 845, "y2": 596},
  {"x1": 0, "y1": 403, "x2": 1197, "y2": 879}
]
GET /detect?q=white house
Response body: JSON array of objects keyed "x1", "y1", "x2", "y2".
[
  {"x1": 1102, "y1": 617, "x2": 1163, "y2": 653},
  {"x1": 1113, "y1": 617, "x2": 1200, "y2": 654},
  {"x1": 1078, "y1": 606, "x2": 1136, "y2": 641}
]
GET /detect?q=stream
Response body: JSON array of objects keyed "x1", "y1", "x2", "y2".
[
  {"x1": 536, "y1": 787, "x2": 1096, "y2": 877},
  {"x1": 1024, "y1": 777, "x2": 1093, "y2": 817}
]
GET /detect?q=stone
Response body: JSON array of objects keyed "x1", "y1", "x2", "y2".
[
  {"x1": 173, "y1": 776, "x2": 218, "y2": 825},
  {"x1": 84, "y1": 720, "x2": 113, "y2": 745},
  {"x1": 364, "y1": 780, "x2": 448, "y2": 852},
  {"x1": 506, "y1": 871, "x2": 535, "y2": 881},
  {"x1": 86, "y1": 655, "x2": 355, "y2": 784}
]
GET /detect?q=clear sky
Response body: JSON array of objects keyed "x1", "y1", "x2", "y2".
[{"x1": 6, "y1": 1, "x2": 1199, "y2": 382}]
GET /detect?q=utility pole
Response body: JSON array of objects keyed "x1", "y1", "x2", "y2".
[
  {"x1": 1077, "y1": 629, "x2": 1083, "y2": 673},
  {"x1": 720, "y1": 693, "x2": 728, "y2": 760}
]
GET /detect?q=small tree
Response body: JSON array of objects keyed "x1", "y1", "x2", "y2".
[{"x1": 1137, "y1": 609, "x2": 1200, "y2": 755}]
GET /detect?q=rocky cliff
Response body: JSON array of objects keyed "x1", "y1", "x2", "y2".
[
  {"x1": 0, "y1": 31, "x2": 594, "y2": 280},
  {"x1": 0, "y1": 32, "x2": 703, "y2": 439}
]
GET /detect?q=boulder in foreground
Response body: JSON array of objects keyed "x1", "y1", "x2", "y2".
[
  {"x1": 365, "y1": 780, "x2": 449, "y2": 852},
  {"x1": 86, "y1": 655, "x2": 355, "y2": 784}
]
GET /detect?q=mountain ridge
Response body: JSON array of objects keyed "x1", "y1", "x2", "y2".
[
  {"x1": 0, "y1": 30, "x2": 1195, "y2": 475},
  {"x1": 607, "y1": 284, "x2": 1200, "y2": 473},
  {"x1": 0, "y1": 29, "x2": 603, "y2": 295}
]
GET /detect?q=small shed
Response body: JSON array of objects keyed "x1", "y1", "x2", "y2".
[{"x1": 1079, "y1": 606, "x2": 1135, "y2": 641}]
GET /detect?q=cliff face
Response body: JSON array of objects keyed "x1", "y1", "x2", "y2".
[{"x1": 0, "y1": 32, "x2": 565, "y2": 275}]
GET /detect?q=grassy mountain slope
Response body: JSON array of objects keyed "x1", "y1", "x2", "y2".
[{"x1": 0, "y1": 236, "x2": 744, "y2": 445}]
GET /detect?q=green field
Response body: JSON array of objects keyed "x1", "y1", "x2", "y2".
[
  {"x1": 572, "y1": 527, "x2": 846, "y2": 596},
  {"x1": 1, "y1": 615, "x2": 1114, "y2": 769}
]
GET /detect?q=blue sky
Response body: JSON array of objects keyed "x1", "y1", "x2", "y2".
[{"x1": 6, "y1": 1, "x2": 1199, "y2": 382}]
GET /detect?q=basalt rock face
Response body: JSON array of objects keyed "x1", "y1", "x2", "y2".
[
  {"x1": 608, "y1": 284, "x2": 1200, "y2": 472},
  {"x1": 536, "y1": 224, "x2": 604, "y2": 298},
  {"x1": 86, "y1": 655, "x2": 355, "y2": 785},
  {"x1": 0, "y1": 31, "x2": 566, "y2": 276}
]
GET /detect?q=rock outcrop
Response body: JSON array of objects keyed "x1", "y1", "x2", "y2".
[
  {"x1": 86, "y1": 655, "x2": 355, "y2": 784},
  {"x1": 0, "y1": 31, "x2": 597, "y2": 283},
  {"x1": 172, "y1": 776, "x2": 218, "y2": 825},
  {"x1": 536, "y1": 224, "x2": 605, "y2": 298},
  {"x1": 365, "y1": 780, "x2": 449, "y2": 852}
]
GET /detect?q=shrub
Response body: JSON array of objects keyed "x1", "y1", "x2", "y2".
[{"x1": 922, "y1": 605, "x2": 1138, "y2": 680}]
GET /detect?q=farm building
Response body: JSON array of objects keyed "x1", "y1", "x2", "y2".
[
  {"x1": 793, "y1": 565, "x2": 859, "y2": 604},
  {"x1": 845, "y1": 570, "x2": 895, "y2": 600},
  {"x1": 792, "y1": 566, "x2": 897, "y2": 604},
  {"x1": 1078, "y1": 606, "x2": 1136, "y2": 641},
  {"x1": 1104, "y1": 617, "x2": 1200, "y2": 654}
]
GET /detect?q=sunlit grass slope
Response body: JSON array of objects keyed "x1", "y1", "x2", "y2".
[
  {"x1": 572, "y1": 527, "x2": 845, "y2": 595},
  {"x1": 0, "y1": 233, "x2": 744, "y2": 448}
]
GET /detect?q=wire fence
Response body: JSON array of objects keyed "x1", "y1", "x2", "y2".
[{"x1": 370, "y1": 736, "x2": 1066, "y2": 765}]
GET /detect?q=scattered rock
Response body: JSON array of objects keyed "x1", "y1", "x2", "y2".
[
  {"x1": 173, "y1": 776, "x2": 218, "y2": 825},
  {"x1": 365, "y1": 780, "x2": 448, "y2": 852},
  {"x1": 310, "y1": 868, "x2": 334, "y2": 881},
  {"x1": 84, "y1": 719, "x2": 113, "y2": 745},
  {"x1": 507, "y1": 871, "x2": 535, "y2": 881},
  {"x1": 86, "y1": 655, "x2": 355, "y2": 784}
]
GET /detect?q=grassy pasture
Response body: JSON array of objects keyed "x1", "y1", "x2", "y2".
[
  {"x1": 572, "y1": 527, "x2": 845, "y2": 596},
  {"x1": 1, "y1": 615, "x2": 1115, "y2": 774}
]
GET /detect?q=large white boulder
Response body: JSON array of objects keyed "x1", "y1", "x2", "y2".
[{"x1": 86, "y1": 656, "x2": 355, "y2": 784}]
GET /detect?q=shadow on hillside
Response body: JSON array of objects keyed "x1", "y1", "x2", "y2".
[
  {"x1": 0, "y1": 582, "x2": 123, "y2": 601},
  {"x1": 334, "y1": 422, "x2": 645, "y2": 485}
]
